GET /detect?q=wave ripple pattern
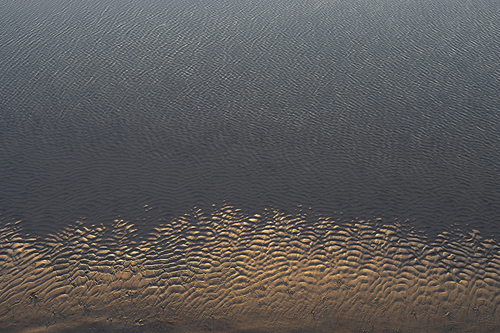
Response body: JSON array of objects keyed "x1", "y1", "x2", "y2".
[{"x1": 1, "y1": 206, "x2": 500, "y2": 333}]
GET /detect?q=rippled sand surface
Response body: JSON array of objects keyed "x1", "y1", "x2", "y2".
[
  {"x1": 1, "y1": 206, "x2": 500, "y2": 332},
  {"x1": 1, "y1": 0, "x2": 500, "y2": 331}
]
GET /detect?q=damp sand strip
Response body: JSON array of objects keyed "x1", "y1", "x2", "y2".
[{"x1": 1, "y1": 207, "x2": 499, "y2": 332}]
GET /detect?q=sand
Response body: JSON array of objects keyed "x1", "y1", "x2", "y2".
[{"x1": 1, "y1": 205, "x2": 499, "y2": 333}]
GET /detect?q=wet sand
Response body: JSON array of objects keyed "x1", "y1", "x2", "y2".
[{"x1": 1, "y1": 206, "x2": 499, "y2": 333}]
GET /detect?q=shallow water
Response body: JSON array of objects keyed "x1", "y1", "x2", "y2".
[{"x1": 1, "y1": 0, "x2": 499, "y2": 331}]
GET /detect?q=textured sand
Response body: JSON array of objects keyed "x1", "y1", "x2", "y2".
[{"x1": 1, "y1": 206, "x2": 499, "y2": 333}]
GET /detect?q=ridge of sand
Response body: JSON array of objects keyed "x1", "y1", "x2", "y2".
[{"x1": 1, "y1": 206, "x2": 499, "y2": 332}]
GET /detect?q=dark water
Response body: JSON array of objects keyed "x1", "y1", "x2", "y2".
[{"x1": 1, "y1": 0, "x2": 499, "y2": 238}]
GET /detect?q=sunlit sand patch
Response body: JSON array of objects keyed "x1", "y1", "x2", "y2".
[{"x1": 1, "y1": 206, "x2": 499, "y2": 332}]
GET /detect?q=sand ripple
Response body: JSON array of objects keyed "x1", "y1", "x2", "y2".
[{"x1": 1, "y1": 207, "x2": 499, "y2": 332}]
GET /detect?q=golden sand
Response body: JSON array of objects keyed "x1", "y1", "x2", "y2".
[{"x1": 1, "y1": 206, "x2": 499, "y2": 332}]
